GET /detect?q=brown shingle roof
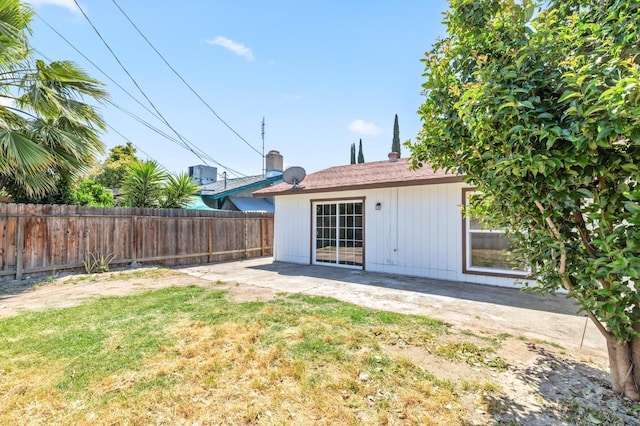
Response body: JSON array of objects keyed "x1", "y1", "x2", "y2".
[{"x1": 253, "y1": 159, "x2": 463, "y2": 196}]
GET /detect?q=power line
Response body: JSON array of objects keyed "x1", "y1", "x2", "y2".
[
  {"x1": 32, "y1": 38, "x2": 247, "y2": 178},
  {"x1": 71, "y1": 0, "x2": 211, "y2": 167},
  {"x1": 110, "y1": 0, "x2": 263, "y2": 157},
  {"x1": 34, "y1": 15, "x2": 165, "y2": 126},
  {"x1": 106, "y1": 124, "x2": 157, "y2": 162},
  {"x1": 107, "y1": 99, "x2": 246, "y2": 177},
  {"x1": 35, "y1": 3, "x2": 253, "y2": 179}
]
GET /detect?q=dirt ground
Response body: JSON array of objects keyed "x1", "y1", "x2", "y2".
[{"x1": 1, "y1": 266, "x2": 638, "y2": 425}]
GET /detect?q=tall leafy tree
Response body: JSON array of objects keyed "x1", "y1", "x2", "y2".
[
  {"x1": 350, "y1": 142, "x2": 356, "y2": 164},
  {"x1": 0, "y1": 0, "x2": 107, "y2": 197},
  {"x1": 95, "y1": 142, "x2": 141, "y2": 188},
  {"x1": 391, "y1": 114, "x2": 401, "y2": 157},
  {"x1": 357, "y1": 138, "x2": 364, "y2": 163},
  {"x1": 409, "y1": 0, "x2": 640, "y2": 400}
]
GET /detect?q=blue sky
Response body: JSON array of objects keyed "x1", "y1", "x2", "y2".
[{"x1": 25, "y1": 0, "x2": 450, "y2": 177}]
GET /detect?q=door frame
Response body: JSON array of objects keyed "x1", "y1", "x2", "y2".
[{"x1": 310, "y1": 197, "x2": 365, "y2": 269}]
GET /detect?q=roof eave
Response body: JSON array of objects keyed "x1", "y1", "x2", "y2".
[
  {"x1": 202, "y1": 176, "x2": 282, "y2": 199},
  {"x1": 256, "y1": 175, "x2": 464, "y2": 197}
]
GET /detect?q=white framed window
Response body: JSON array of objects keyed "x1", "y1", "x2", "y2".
[{"x1": 462, "y1": 189, "x2": 528, "y2": 277}]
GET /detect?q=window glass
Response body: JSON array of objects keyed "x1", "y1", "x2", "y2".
[{"x1": 463, "y1": 190, "x2": 528, "y2": 276}]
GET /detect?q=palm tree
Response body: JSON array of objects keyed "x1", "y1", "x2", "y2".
[
  {"x1": 161, "y1": 173, "x2": 199, "y2": 208},
  {"x1": 0, "y1": 0, "x2": 108, "y2": 197},
  {"x1": 121, "y1": 160, "x2": 167, "y2": 208}
]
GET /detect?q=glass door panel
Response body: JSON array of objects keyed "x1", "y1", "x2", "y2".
[{"x1": 314, "y1": 201, "x2": 363, "y2": 268}]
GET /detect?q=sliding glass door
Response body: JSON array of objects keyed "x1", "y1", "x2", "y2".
[{"x1": 313, "y1": 200, "x2": 363, "y2": 268}]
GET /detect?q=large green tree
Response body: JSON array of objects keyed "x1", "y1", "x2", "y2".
[
  {"x1": 0, "y1": 0, "x2": 107, "y2": 197},
  {"x1": 94, "y1": 142, "x2": 141, "y2": 188},
  {"x1": 409, "y1": 0, "x2": 640, "y2": 400}
]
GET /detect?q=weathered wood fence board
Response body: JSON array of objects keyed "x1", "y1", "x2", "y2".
[{"x1": 0, "y1": 203, "x2": 274, "y2": 280}]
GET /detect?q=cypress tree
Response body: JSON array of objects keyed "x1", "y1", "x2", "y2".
[
  {"x1": 392, "y1": 114, "x2": 401, "y2": 157},
  {"x1": 350, "y1": 143, "x2": 356, "y2": 164},
  {"x1": 357, "y1": 139, "x2": 365, "y2": 163}
]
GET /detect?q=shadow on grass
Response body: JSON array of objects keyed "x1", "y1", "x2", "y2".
[
  {"x1": 0, "y1": 275, "x2": 59, "y2": 298},
  {"x1": 488, "y1": 344, "x2": 639, "y2": 425},
  {"x1": 0, "y1": 265, "x2": 132, "y2": 300}
]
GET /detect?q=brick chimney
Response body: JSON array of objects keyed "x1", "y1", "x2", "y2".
[{"x1": 265, "y1": 150, "x2": 283, "y2": 177}]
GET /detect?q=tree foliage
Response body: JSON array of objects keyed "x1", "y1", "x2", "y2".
[
  {"x1": 5, "y1": 174, "x2": 75, "y2": 205},
  {"x1": 95, "y1": 142, "x2": 141, "y2": 188},
  {"x1": 0, "y1": 0, "x2": 107, "y2": 197},
  {"x1": 392, "y1": 114, "x2": 401, "y2": 157},
  {"x1": 161, "y1": 173, "x2": 199, "y2": 209},
  {"x1": 409, "y1": 0, "x2": 640, "y2": 399},
  {"x1": 350, "y1": 142, "x2": 356, "y2": 164},
  {"x1": 357, "y1": 139, "x2": 364, "y2": 163},
  {"x1": 121, "y1": 160, "x2": 198, "y2": 209},
  {"x1": 121, "y1": 160, "x2": 167, "y2": 208},
  {"x1": 72, "y1": 179, "x2": 114, "y2": 207}
]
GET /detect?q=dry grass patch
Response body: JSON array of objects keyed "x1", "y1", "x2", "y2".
[{"x1": 0, "y1": 286, "x2": 506, "y2": 425}]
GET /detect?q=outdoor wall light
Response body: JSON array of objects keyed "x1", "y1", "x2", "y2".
[{"x1": 375, "y1": 202, "x2": 382, "y2": 210}]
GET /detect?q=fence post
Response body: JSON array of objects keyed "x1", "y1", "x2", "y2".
[
  {"x1": 244, "y1": 213, "x2": 248, "y2": 259},
  {"x1": 131, "y1": 215, "x2": 138, "y2": 265},
  {"x1": 260, "y1": 217, "x2": 264, "y2": 256},
  {"x1": 208, "y1": 218, "x2": 213, "y2": 263},
  {"x1": 15, "y1": 216, "x2": 24, "y2": 280}
]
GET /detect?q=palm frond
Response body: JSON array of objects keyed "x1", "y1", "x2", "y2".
[
  {"x1": 161, "y1": 173, "x2": 199, "y2": 208},
  {"x1": 0, "y1": 128, "x2": 52, "y2": 174}
]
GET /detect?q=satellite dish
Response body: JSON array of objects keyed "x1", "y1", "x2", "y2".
[{"x1": 282, "y1": 166, "x2": 306, "y2": 189}]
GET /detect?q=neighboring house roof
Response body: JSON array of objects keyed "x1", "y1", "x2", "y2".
[
  {"x1": 229, "y1": 197, "x2": 274, "y2": 213},
  {"x1": 185, "y1": 195, "x2": 220, "y2": 211},
  {"x1": 254, "y1": 159, "x2": 463, "y2": 196},
  {"x1": 200, "y1": 174, "x2": 282, "y2": 199}
]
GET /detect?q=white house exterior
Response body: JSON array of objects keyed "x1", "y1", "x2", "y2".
[{"x1": 254, "y1": 157, "x2": 529, "y2": 288}]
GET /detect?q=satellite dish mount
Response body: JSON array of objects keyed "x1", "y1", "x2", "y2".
[{"x1": 282, "y1": 166, "x2": 306, "y2": 190}]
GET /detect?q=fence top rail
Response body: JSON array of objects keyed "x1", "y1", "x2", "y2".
[{"x1": 0, "y1": 203, "x2": 274, "y2": 219}]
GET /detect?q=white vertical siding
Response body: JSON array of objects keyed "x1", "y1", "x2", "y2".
[
  {"x1": 272, "y1": 183, "x2": 527, "y2": 288},
  {"x1": 366, "y1": 183, "x2": 463, "y2": 280},
  {"x1": 273, "y1": 195, "x2": 311, "y2": 264}
]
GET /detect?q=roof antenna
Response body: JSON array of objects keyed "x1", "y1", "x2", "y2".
[{"x1": 261, "y1": 117, "x2": 266, "y2": 177}]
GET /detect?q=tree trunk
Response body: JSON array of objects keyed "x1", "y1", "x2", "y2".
[{"x1": 606, "y1": 335, "x2": 640, "y2": 401}]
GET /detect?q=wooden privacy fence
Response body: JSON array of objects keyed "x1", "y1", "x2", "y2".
[{"x1": 0, "y1": 203, "x2": 274, "y2": 280}]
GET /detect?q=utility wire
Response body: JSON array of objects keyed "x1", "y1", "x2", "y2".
[
  {"x1": 110, "y1": 0, "x2": 263, "y2": 157},
  {"x1": 34, "y1": 15, "x2": 165, "y2": 125},
  {"x1": 71, "y1": 0, "x2": 211, "y2": 166},
  {"x1": 36, "y1": 4, "x2": 250, "y2": 178},
  {"x1": 106, "y1": 124, "x2": 157, "y2": 163},
  {"x1": 107, "y1": 99, "x2": 246, "y2": 177},
  {"x1": 32, "y1": 40, "x2": 246, "y2": 177}
]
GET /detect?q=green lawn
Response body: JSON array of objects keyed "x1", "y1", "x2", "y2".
[{"x1": 0, "y1": 284, "x2": 508, "y2": 425}]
